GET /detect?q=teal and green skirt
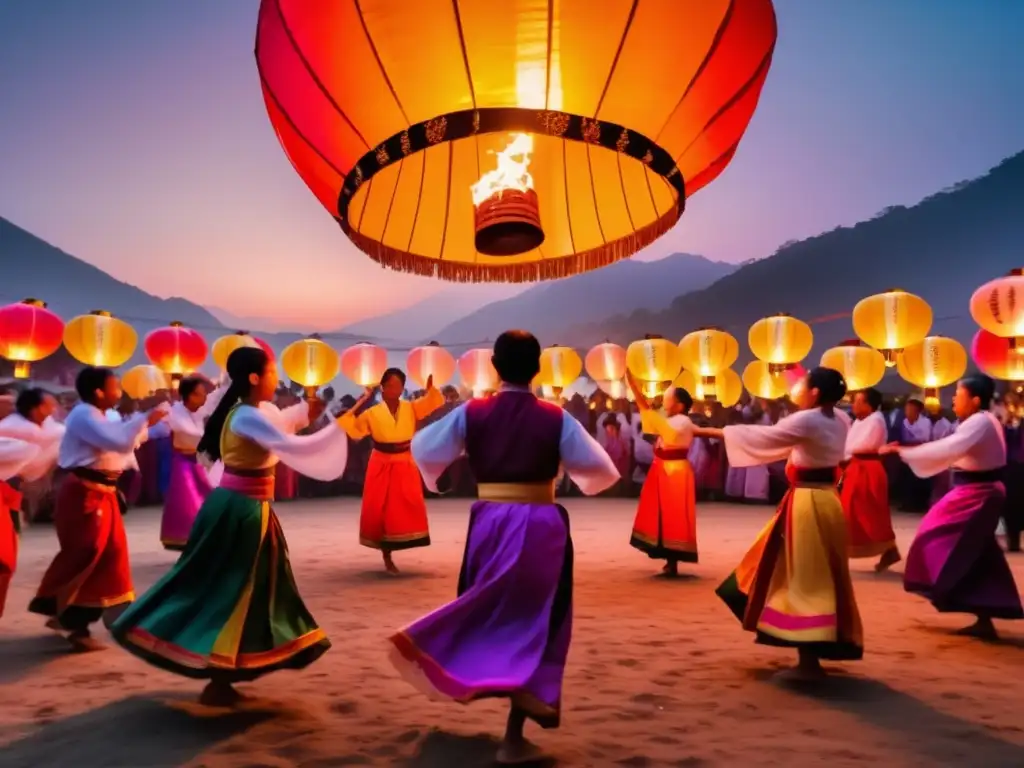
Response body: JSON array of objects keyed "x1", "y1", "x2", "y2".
[{"x1": 111, "y1": 487, "x2": 330, "y2": 681}]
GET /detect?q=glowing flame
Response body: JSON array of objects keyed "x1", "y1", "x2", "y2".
[{"x1": 470, "y1": 133, "x2": 535, "y2": 207}]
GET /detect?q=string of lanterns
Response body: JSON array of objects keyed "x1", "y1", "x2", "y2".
[{"x1": 0, "y1": 274, "x2": 1019, "y2": 405}]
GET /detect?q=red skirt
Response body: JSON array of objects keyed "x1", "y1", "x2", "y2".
[
  {"x1": 29, "y1": 473, "x2": 134, "y2": 617},
  {"x1": 0, "y1": 480, "x2": 23, "y2": 618},
  {"x1": 359, "y1": 450, "x2": 430, "y2": 551},
  {"x1": 630, "y1": 449, "x2": 697, "y2": 562},
  {"x1": 839, "y1": 456, "x2": 898, "y2": 558}
]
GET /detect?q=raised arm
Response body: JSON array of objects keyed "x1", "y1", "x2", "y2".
[
  {"x1": 410, "y1": 404, "x2": 467, "y2": 492},
  {"x1": 411, "y1": 378, "x2": 444, "y2": 422}
]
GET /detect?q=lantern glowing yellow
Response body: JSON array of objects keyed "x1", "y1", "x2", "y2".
[
  {"x1": 212, "y1": 331, "x2": 274, "y2": 370},
  {"x1": 121, "y1": 365, "x2": 171, "y2": 400},
  {"x1": 742, "y1": 360, "x2": 788, "y2": 400},
  {"x1": 281, "y1": 336, "x2": 339, "y2": 397},
  {"x1": 896, "y1": 336, "x2": 967, "y2": 411},
  {"x1": 675, "y1": 367, "x2": 742, "y2": 409},
  {"x1": 748, "y1": 314, "x2": 813, "y2": 374},
  {"x1": 255, "y1": 1, "x2": 777, "y2": 283},
  {"x1": 340, "y1": 342, "x2": 388, "y2": 388},
  {"x1": 819, "y1": 339, "x2": 886, "y2": 392},
  {"x1": 584, "y1": 342, "x2": 627, "y2": 383},
  {"x1": 458, "y1": 348, "x2": 499, "y2": 396},
  {"x1": 970, "y1": 269, "x2": 1024, "y2": 351},
  {"x1": 63, "y1": 310, "x2": 137, "y2": 367},
  {"x1": 677, "y1": 326, "x2": 738, "y2": 402},
  {"x1": 595, "y1": 378, "x2": 634, "y2": 402},
  {"x1": 536, "y1": 344, "x2": 583, "y2": 396},
  {"x1": 852, "y1": 289, "x2": 932, "y2": 367},
  {"x1": 406, "y1": 341, "x2": 456, "y2": 389},
  {"x1": 626, "y1": 335, "x2": 682, "y2": 399}
]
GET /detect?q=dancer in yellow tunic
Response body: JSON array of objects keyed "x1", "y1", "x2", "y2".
[{"x1": 340, "y1": 369, "x2": 443, "y2": 573}]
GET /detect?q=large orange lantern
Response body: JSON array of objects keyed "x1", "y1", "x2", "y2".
[
  {"x1": 0, "y1": 298, "x2": 64, "y2": 379},
  {"x1": 406, "y1": 341, "x2": 456, "y2": 389},
  {"x1": 852, "y1": 289, "x2": 932, "y2": 368},
  {"x1": 675, "y1": 367, "x2": 742, "y2": 409},
  {"x1": 584, "y1": 341, "x2": 627, "y2": 383},
  {"x1": 626, "y1": 335, "x2": 682, "y2": 398},
  {"x1": 340, "y1": 342, "x2": 388, "y2": 388},
  {"x1": 742, "y1": 360, "x2": 788, "y2": 401},
  {"x1": 144, "y1": 321, "x2": 207, "y2": 381},
  {"x1": 820, "y1": 339, "x2": 886, "y2": 392},
  {"x1": 64, "y1": 310, "x2": 137, "y2": 368},
  {"x1": 970, "y1": 269, "x2": 1024, "y2": 351},
  {"x1": 536, "y1": 345, "x2": 583, "y2": 397},
  {"x1": 971, "y1": 329, "x2": 1024, "y2": 381},
  {"x1": 458, "y1": 348, "x2": 500, "y2": 396},
  {"x1": 121, "y1": 365, "x2": 172, "y2": 400},
  {"x1": 678, "y1": 326, "x2": 738, "y2": 402},
  {"x1": 211, "y1": 331, "x2": 275, "y2": 369},
  {"x1": 748, "y1": 314, "x2": 813, "y2": 374},
  {"x1": 281, "y1": 336, "x2": 339, "y2": 397},
  {"x1": 255, "y1": 1, "x2": 777, "y2": 283},
  {"x1": 897, "y1": 336, "x2": 967, "y2": 411}
]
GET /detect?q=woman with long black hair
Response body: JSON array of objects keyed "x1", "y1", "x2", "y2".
[{"x1": 111, "y1": 346, "x2": 350, "y2": 705}]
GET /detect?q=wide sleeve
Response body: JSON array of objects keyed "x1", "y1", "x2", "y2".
[
  {"x1": 262, "y1": 400, "x2": 311, "y2": 435},
  {"x1": 0, "y1": 438, "x2": 42, "y2": 482},
  {"x1": 78, "y1": 411, "x2": 150, "y2": 454},
  {"x1": 559, "y1": 412, "x2": 620, "y2": 496},
  {"x1": 410, "y1": 404, "x2": 467, "y2": 492},
  {"x1": 899, "y1": 418, "x2": 988, "y2": 478},
  {"x1": 196, "y1": 384, "x2": 228, "y2": 419},
  {"x1": 19, "y1": 425, "x2": 63, "y2": 482},
  {"x1": 168, "y1": 405, "x2": 203, "y2": 439},
  {"x1": 722, "y1": 412, "x2": 808, "y2": 468},
  {"x1": 145, "y1": 420, "x2": 172, "y2": 441},
  {"x1": 229, "y1": 407, "x2": 348, "y2": 482},
  {"x1": 411, "y1": 387, "x2": 445, "y2": 422},
  {"x1": 337, "y1": 405, "x2": 374, "y2": 441}
]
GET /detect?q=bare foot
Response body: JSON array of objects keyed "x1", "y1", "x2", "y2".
[
  {"x1": 45, "y1": 617, "x2": 64, "y2": 633},
  {"x1": 199, "y1": 681, "x2": 244, "y2": 708},
  {"x1": 496, "y1": 738, "x2": 547, "y2": 765},
  {"x1": 383, "y1": 553, "x2": 399, "y2": 575},
  {"x1": 953, "y1": 617, "x2": 998, "y2": 640},
  {"x1": 661, "y1": 561, "x2": 679, "y2": 578},
  {"x1": 874, "y1": 548, "x2": 901, "y2": 573},
  {"x1": 67, "y1": 631, "x2": 106, "y2": 653}
]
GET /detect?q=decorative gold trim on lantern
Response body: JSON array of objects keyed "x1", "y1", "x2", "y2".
[{"x1": 425, "y1": 117, "x2": 447, "y2": 144}]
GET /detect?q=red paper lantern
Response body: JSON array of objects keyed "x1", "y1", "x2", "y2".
[
  {"x1": 144, "y1": 321, "x2": 208, "y2": 379},
  {"x1": 971, "y1": 328, "x2": 1024, "y2": 381},
  {"x1": 0, "y1": 298, "x2": 64, "y2": 378},
  {"x1": 340, "y1": 342, "x2": 388, "y2": 388},
  {"x1": 407, "y1": 341, "x2": 456, "y2": 389}
]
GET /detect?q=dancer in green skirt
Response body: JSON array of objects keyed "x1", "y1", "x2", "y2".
[{"x1": 111, "y1": 346, "x2": 350, "y2": 706}]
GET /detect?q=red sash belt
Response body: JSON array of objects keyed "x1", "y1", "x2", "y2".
[{"x1": 654, "y1": 446, "x2": 688, "y2": 461}]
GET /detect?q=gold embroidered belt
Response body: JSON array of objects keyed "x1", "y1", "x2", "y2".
[{"x1": 477, "y1": 481, "x2": 556, "y2": 504}]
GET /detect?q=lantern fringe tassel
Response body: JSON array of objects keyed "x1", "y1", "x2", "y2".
[{"x1": 344, "y1": 209, "x2": 679, "y2": 284}]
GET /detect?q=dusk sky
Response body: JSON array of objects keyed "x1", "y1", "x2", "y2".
[{"x1": 2, "y1": 1, "x2": 1023, "y2": 331}]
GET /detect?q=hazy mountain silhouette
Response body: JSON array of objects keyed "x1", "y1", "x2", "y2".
[
  {"x1": 569, "y1": 151, "x2": 1024, "y2": 364},
  {"x1": 435, "y1": 253, "x2": 735, "y2": 345}
]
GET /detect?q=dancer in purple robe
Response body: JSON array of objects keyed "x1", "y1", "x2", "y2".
[
  {"x1": 881, "y1": 374, "x2": 1023, "y2": 639},
  {"x1": 388, "y1": 331, "x2": 619, "y2": 765}
]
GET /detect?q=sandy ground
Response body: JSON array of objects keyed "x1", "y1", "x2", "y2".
[{"x1": 1, "y1": 498, "x2": 1022, "y2": 768}]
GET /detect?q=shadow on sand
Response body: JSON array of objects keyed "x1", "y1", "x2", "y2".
[
  {"x1": 0, "y1": 634, "x2": 70, "y2": 685},
  {"x1": 405, "y1": 729, "x2": 556, "y2": 768},
  {"x1": 0, "y1": 695, "x2": 273, "y2": 768},
  {"x1": 756, "y1": 670, "x2": 1024, "y2": 765}
]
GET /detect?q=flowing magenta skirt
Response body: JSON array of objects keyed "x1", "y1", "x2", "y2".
[{"x1": 160, "y1": 451, "x2": 212, "y2": 551}]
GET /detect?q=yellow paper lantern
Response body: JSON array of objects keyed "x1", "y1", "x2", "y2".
[
  {"x1": 536, "y1": 344, "x2": 583, "y2": 395},
  {"x1": 820, "y1": 339, "x2": 886, "y2": 392},
  {"x1": 896, "y1": 335, "x2": 967, "y2": 411},
  {"x1": 678, "y1": 327, "x2": 738, "y2": 377},
  {"x1": 675, "y1": 367, "x2": 742, "y2": 408},
  {"x1": 281, "y1": 336, "x2": 339, "y2": 396},
  {"x1": 626, "y1": 335, "x2": 681, "y2": 398},
  {"x1": 595, "y1": 378, "x2": 634, "y2": 402},
  {"x1": 584, "y1": 342, "x2": 627, "y2": 382},
  {"x1": 970, "y1": 269, "x2": 1024, "y2": 349},
  {"x1": 852, "y1": 289, "x2": 932, "y2": 367},
  {"x1": 212, "y1": 331, "x2": 273, "y2": 370},
  {"x1": 458, "y1": 348, "x2": 500, "y2": 396},
  {"x1": 748, "y1": 314, "x2": 813, "y2": 373},
  {"x1": 121, "y1": 365, "x2": 171, "y2": 400},
  {"x1": 255, "y1": 1, "x2": 778, "y2": 283},
  {"x1": 406, "y1": 341, "x2": 456, "y2": 389},
  {"x1": 63, "y1": 310, "x2": 137, "y2": 368},
  {"x1": 742, "y1": 360, "x2": 788, "y2": 400},
  {"x1": 340, "y1": 342, "x2": 388, "y2": 388}
]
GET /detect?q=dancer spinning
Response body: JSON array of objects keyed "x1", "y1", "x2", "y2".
[
  {"x1": 111, "y1": 347, "x2": 349, "y2": 705},
  {"x1": 709, "y1": 367, "x2": 863, "y2": 680},
  {"x1": 880, "y1": 374, "x2": 1023, "y2": 638},
  {"x1": 625, "y1": 370, "x2": 717, "y2": 575},
  {"x1": 160, "y1": 376, "x2": 222, "y2": 550},
  {"x1": 29, "y1": 368, "x2": 166, "y2": 650},
  {"x1": 840, "y1": 387, "x2": 900, "y2": 571},
  {"x1": 340, "y1": 368, "x2": 442, "y2": 573},
  {"x1": 388, "y1": 331, "x2": 619, "y2": 764}
]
